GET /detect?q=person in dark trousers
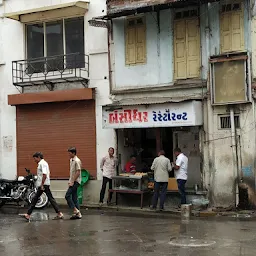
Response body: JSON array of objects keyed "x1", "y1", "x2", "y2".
[
  {"x1": 20, "y1": 152, "x2": 64, "y2": 221},
  {"x1": 151, "y1": 150, "x2": 172, "y2": 211},
  {"x1": 173, "y1": 148, "x2": 188, "y2": 205},
  {"x1": 99, "y1": 147, "x2": 117, "y2": 207},
  {"x1": 66, "y1": 147, "x2": 82, "y2": 219}
]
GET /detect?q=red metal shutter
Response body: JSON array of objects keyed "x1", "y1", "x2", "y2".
[{"x1": 16, "y1": 100, "x2": 96, "y2": 178}]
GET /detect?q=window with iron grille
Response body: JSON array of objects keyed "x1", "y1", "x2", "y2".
[
  {"x1": 26, "y1": 17, "x2": 84, "y2": 72},
  {"x1": 219, "y1": 115, "x2": 240, "y2": 129}
]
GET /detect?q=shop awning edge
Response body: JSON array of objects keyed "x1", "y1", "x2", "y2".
[
  {"x1": 104, "y1": 97, "x2": 204, "y2": 107},
  {"x1": 92, "y1": 0, "x2": 219, "y2": 20}
]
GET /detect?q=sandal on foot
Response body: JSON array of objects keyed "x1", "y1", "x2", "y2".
[
  {"x1": 53, "y1": 214, "x2": 64, "y2": 220},
  {"x1": 70, "y1": 212, "x2": 82, "y2": 220},
  {"x1": 19, "y1": 214, "x2": 30, "y2": 221}
]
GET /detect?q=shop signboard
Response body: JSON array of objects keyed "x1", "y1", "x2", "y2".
[{"x1": 102, "y1": 101, "x2": 203, "y2": 129}]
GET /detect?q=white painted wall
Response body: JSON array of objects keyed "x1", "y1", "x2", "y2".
[
  {"x1": 83, "y1": 0, "x2": 116, "y2": 181},
  {"x1": 0, "y1": 0, "x2": 115, "y2": 181},
  {"x1": 0, "y1": 18, "x2": 24, "y2": 179},
  {"x1": 202, "y1": 103, "x2": 256, "y2": 207}
]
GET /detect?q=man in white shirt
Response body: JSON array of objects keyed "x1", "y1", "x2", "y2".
[
  {"x1": 151, "y1": 150, "x2": 172, "y2": 211},
  {"x1": 21, "y1": 152, "x2": 63, "y2": 221},
  {"x1": 99, "y1": 147, "x2": 117, "y2": 206},
  {"x1": 173, "y1": 148, "x2": 188, "y2": 205}
]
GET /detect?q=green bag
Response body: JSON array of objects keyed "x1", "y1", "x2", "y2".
[{"x1": 77, "y1": 169, "x2": 90, "y2": 205}]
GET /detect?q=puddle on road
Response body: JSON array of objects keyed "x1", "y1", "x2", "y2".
[
  {"x1": 168, "y1": 237, "x2": 216, "y2": 247},
  {"x1": 231, "y1": 214, "x2": 252, "y2": 218},
  {"x1": 29, "y1": 212, "x2": 49, "y2": 221}
]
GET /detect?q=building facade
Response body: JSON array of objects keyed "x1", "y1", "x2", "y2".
[
  {"x1": 92, "y1": 0, "x2": 256, "y2": 208},
  {"x1": 0, "y1": 0, "x2": 255, "y2": 208},
  {"x1": 0, "y1": 0, "x2": 115, "y2": 201}
]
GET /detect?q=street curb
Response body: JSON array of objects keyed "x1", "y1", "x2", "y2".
[
  {"x1": 79, "y1": 204, "x2": 200, "y2": 217},
  {"x1": 2, "y1": 204, "x2": 256, "y2": 219},
  {"x1": 81, "y1": 205, "x2": 256, "y2": 219}
]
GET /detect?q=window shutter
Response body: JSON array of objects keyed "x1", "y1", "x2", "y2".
[
  {"x1": 135, "y1": 24, "x2": 146, "y2": 63},
  {"x1": 220, "y1": 13, "x2": 232, "y2": 53},
  {"x1": 186, "y1": 19, "x2": 200, "y2": 78},
  {"x1": 174, "y1": 20, "x2": 187, "y2": 79},
  {"x1": 125, "y1": 27, "x2": 136, "y2": 65},
  {"x1": 231, "y1": 10, "x2": 244, "y2": 51}
]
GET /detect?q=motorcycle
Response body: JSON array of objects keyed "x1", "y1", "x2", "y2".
[{"x1": 0, "y1": 168, "x2": 49, "y2": 209}]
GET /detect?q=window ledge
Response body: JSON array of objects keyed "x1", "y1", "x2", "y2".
[
  {"x1": 111, "y1": 79, "x2": 207, "y2": 95},
  {"x1": 173, "y1": 78, "x2": 206, "y2": 87}
]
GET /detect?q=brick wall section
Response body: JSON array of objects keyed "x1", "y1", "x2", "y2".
[{"x1": 16, "y1": 100, "x2": 97, "y2": 179}]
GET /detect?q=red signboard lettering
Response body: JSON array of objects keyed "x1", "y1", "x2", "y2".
[{"x1": 108, "y1": 109, "x2": 148, "y2": 124}]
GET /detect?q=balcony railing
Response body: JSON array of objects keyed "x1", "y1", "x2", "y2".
[{"x1": 12, "y1": 53, "x2": 89, "y2": 88}]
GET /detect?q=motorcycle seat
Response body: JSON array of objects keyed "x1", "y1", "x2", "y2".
[{"x1": 0, "y1": 179, "x2": 17, "y2": 183}]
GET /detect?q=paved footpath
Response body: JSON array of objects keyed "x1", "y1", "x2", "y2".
[{"x1": 0, "y1": 207, "x2": 255, "y2": 256}]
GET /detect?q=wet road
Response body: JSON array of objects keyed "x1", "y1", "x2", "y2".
[{"x1": 0, "y1": 208, "x2": 255, "y2": 256}]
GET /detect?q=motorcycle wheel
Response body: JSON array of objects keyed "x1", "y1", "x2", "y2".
[
  {"x1": 28, "y1": 191, "x2": 49, "y2": 209},
  {"x1": 0, "y1": 200, "x2": 6, "y2": 208}
]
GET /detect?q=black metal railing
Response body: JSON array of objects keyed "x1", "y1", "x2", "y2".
[{"x1": 12, "y1": 53, "x2": 89, "y2": 87}]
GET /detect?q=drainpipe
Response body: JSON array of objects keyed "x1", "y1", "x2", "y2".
[
  {"x1": 107, "y1": 20, "x2": 113, "y2": 95},
  {"x1": 205, "y1": 3, "x2": 210, "y2": 77},
  {"x1": 204, "y1": 3, "x2": 211, "y2": 192},
  {"x1": 230, "y1": 107, "x2": 239, "y2": 207}
]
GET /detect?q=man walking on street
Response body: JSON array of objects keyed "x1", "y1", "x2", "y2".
[
  {"x1": 173, "y1": 148, "x2": 188, "y2": 205},
  {"x1": 99, "y1": 147, "x2": 117, "y2": 207},
  {"x1": 151, "y1": 150, "x2": 172, "y2": 211},
  {"x1": 20, "y1": 152, "x2": 64, "y2": 221},
  {"x1": 66, "y1": 147, "x2": 82, "y2": 219}
]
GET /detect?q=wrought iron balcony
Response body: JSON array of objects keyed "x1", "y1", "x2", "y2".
[{"x1": 12, "y1": 53, "x2": 89, "y2": 89}]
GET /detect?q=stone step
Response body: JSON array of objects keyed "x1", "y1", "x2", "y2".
[
  {"x1": 51, "y1": 190, "x2": 66, "y2": 199},
  {"x1": 50, "y1": 180, "x2": 68, "y2": 190}
]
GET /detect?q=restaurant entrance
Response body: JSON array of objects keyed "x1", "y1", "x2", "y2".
[
  {"x1": 102, "y1": 100, "x2": 204, "y2": 208},
  {"x1": 116, "y1": 126, "x2": 201, "y2": 189}
]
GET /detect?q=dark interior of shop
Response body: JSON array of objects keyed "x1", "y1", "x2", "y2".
[
  {"x1": 117, "y1": 126, "x2": 201, "y2": 189},
  {"x1": 118, "y1": 128, "x2": 175, "y2": 177}
]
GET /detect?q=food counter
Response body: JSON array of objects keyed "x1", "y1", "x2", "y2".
[
  {"x1": 112, "y1": 173, "x2": 149, "y2": 191},
  {"x1": 108, "y1": 173, "x2": 150, "y2": 208}
]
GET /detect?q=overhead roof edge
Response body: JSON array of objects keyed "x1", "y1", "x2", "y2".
[{"x1": 5, "y1": 1, "x2": 89, "y2": 22}]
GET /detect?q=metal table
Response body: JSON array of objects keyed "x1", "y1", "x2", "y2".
[{"x1": 108, "y1": 189, "x2": 151, "y2": 209}]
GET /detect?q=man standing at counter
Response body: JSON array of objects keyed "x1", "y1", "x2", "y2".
[
  {"x1": 151, "y1": 150, "x2": 172, "y2": 211},
  {"x1": 173, "y1": 148, "x2": 188, "y2": 205},
  {"x1": 99, "y1": 147, "x2": 117, "y2": 206}
]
